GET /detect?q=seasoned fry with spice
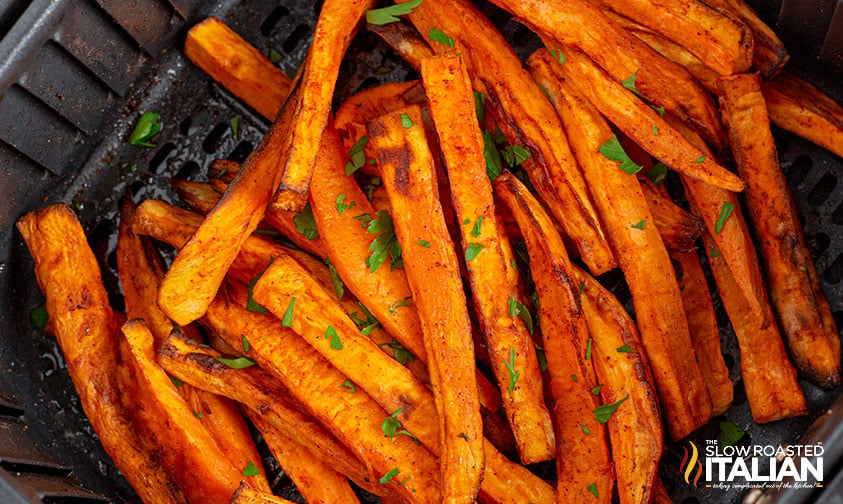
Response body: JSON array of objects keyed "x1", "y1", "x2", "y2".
[
  {"x1": 495, "y1": 173, "x2": 613, "y2": 502},
  {"x1": 421, "y1": 54, "x2": 554, "y2": 464},
  {"x1": 529, "y1": 56, "x2": 713, "y2": 440},
  {"x1": 718, "y1": 73, "x2": 840, "y2": 389},
  {"x1": 370, "y1": 105, "x2": 484, "y2": 502}
]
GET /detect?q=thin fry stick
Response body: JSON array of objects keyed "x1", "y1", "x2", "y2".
[
  {"x1": 718, "y1": 73, "x2": 840, "y2": 389},
  {"x1": 185, "y1": 17, "x2": 291, "y2": 120},
  {"x1": 248, "y1": 413, "x2": 360, "y2": 504},
  {"x1": 270, "y1": 0, "x2": 377, "y2": 210},
  {"x1": 494, "y1": 173, "x2": 613, "y2": 502},
  {"x1": 762, "y1": 72, "x2": 843, "y2": 160},
  {"x1": 367, "y1": 22, "x2": 434, "y2": 71},
  {"x1": 486, "y1": 0, "x2": 729, "y2": 153},
  {"x1": 638, "y1": 179, "x2": 705, "y2": 255},
  {"x1": 370, "y1": 104, "x2": 484, "y2": 502},
  {"x1": 588, "y1": 0, "x2": 753, "y2": 75},
  {"x1": 530, "y1": 54, "x2": 713, "y2": 439},
  {"x1": 401, "y1": 0, "x2": 617, "y2": 274},
  {"x1": 421, "y1": 54, "x2": 554, "y2": 464},
  {"x1": 17, "y1": 204, "x2": 186, "y2": 504}
]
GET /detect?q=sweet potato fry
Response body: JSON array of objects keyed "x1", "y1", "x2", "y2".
[
  {"x1": 494, "y1": 173, "x2": 613, "y2": 502},
  {"x1": 117, "y1": 196, "x2": 269, "y2": 491},
  {"x1": 402, "y1": 0, "x2": 617, "y2": 274},
  {"x1": 17, "y1": 204, "x2": 187, "y2": 504},
  {"x1": 335, "y1": 80, "x2": 426, "y2": 176},
  {"x1": 587, "y1": 0, "x2": 753, "y2": 75},
  {"x1": 718, "y1": 73, "x2": 840, "y2": 388},
  {"x1": 572, "y1": 265, "x2": 662, "y2": 504},
  {"x1": 370, "y1": 105, "x2": 484, "y2": 502},
  {"x1": 118, "y1": 320, "x2": 244, "y2": 504},
  {"x1": 308, "y1": 125, "x2": 426, "y2": 361},
  {"x1": 230, "y1": 484, "x2": 296, "y2": 504},
  {"x1": 529, "y1": 56, "x2": 713, "y2": 440},
  {"x1": 248, "y1": 413, "x2": 360, "y2": 504},
  {"x1": 169, "y1": 179, "x2": 223, "y2": 214},
  {"x1": 205, "y1": 284, "x2": 441, "y2": 504},
  {"x1": 367, "y1": 21, "x2": 434, "y2": 71},
  {"x1": 527, "y1": 47, "x2": 745, "y2": 193},
  {"x1": 701, "y1": 231, "x2": 809, "y2": 422},
  {"x1": 156, "y1": 333, "x2": 377, "y2": 492},
  {"x1": 762, "y1": 71, "x2": 843, "y2": 160},
  {"x1": 673, "y1": 249, "x2": 734, "y2": 416},
  {"x1": 421, "y1": 54, "x2": 554, "y2": 464},
  {"x1": 185, "y1": 17, "x2": 291, "y2": 120},
  {"x1": 703, "y1": 0, "x2": 789, "y2": 77},
  {"x1": 601, "y1": 11, "x2": 718, "y2": 93},
  {"x1": 486, "y1": 0, "x2": 729, "y2": 153},
  {"x1": 664, "y1": 114, "x2": 769, "y2": 329},
  {"x1": 638, "y1": 179, "x2": 705, "y2": 255},
  {"x1": 158, "y1": 1, "x2": 370, "y2": 324},
  {"x1": 270, "y1": 0, "x2": 376, "y2": 210}
]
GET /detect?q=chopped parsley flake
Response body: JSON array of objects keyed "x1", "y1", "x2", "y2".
[
  {"x1": 416, "y1": 239, "x2": 431, "y2": 247},
  {"x1": 631, "y1": 219, "x2": 646, "y2": 229},
  {"x1": 325, "y1": 325, "x2": 343, "y2": 350},
  {"x1": 242, "y1": 460, "x2": 260, "y2": 477},
  {"x1": 389, "y1": 296, "x2": 414, "y2": 314},
  {"x1": 281, "y1": 297, "x2": 296, "y2": 328},
  {"x1": 382, "y1": 407, "x2": 419, "y2": 444},
  {"x1": 593, "y1": 395, "x2": 629, "y2": 424},
  {"x1": 715, "y1": 201, "x2": 735, "y2": 234},
  {"x1": 400, "y1": 113, "x2": 413, "y2": 128},
  {"x1": 336, "y1": 193, "x2": 356, "y2": 214},
  {"x1": 429, "y1": 28, "x2": 454, "y2": 48},
  {"x1": 340, "y1": 379, "x2": 356, "y2": 393},
  {"x1": 128, "y1": 112, "x2": 162, "y2": 148},
  {"x1": 364, "y1": 210, "x2": 403, "y2": 273},
  {"x1": 599, "y1": 134, "x2": 643, "y2": 175},
  {"x1": 504, "y1": 348, "x2": 520, "y2": 393},
  {"x1": 345, "y1": 136, "x2": 369, "y2": 175},
  {"x1": 246, "y1": 258, "x2": 274, "y2": 314},
  {"x1": 293, "y1": 202, "x2": 319, "y2": 240},
  {"x1": 214, "y1": 356, "x2": 256, "y2": 369},
  {"x1": 471, "y1": 216, "x2": 484, "y2": 237},
  {"x1": 617, "y1": 344, "x2": 632, "y2": 353},
  {"x1": 465, "y1": 243, "x2": 484, "y2": 261},
  {"x1": 366, "y1": 0, "x2": 421, "y2": 25}
]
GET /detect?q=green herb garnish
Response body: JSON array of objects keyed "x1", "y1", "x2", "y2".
[
  {"x1": 242, "y1": 460, "x2": 260, "y2": 477},
  {"x1": 30, "y1": 304, "x2": 48, "y2": 328},
  {"x1": 325, "y1": 325, "x2": 343, "y2": 350},
  {"x1": 593, "y1": 395, "x2": 629, "y2": 424},
  {"x1": 599, "y1": 134, "x2": 643, "y2": 175},
  {"x1": 281, "y1": 297, "x2": 296, "y2": 328},
  {"x1": 617, "y1": 344, "x2": 632, "y2": 353},
  {"x1": 465, "y1": 243, "x2": 484, "y2": 261},
  {"x1": 400, "y1": 113, "x2": 414, "y2": 128},
  {"x1": 128, "y1": 112, "x2": 162, "y2": 148},
  {"x1": 336, "y1": 193, "x2": 356, "y2": 215},
  {"x1": 504, "y1": 348, "x2": 520, "y2": 393},
  {"x1": 471, "y1": 216, "x2": 484, "y2": 237},
  {"x1": 246, "y1": 258, "x2": 274, "y2": 314},
  {"x1": 366, "y1": 0, "x2": 422, "y2": 25},
  {"x1": 345, "y1": 136, "x2": 369, "y2": 175},
  {"x1": 389, "y1": 296, "x2": 413, "y2": 314},
  {"x1": 631, "y1": 219, "x2": 646, "y2": 229},
  {"x1": 340, "y1": 379, "x2": 356, "y2": 393},
  {"x1": 365, "y1": 210, "x2": 403, "y2": 273},
  {"x1": 429, "y1": 28, "x2": 454, "y2": 48},
  {"x1": 324, "y1": 258, "x2": 345, "y2": 301},
  {"x1": 293, "y1": 202, "x2": 319, "y2": 240},
  {"x1": 215, "y1": 356, "x2": 256, "y2": 369},
  {"x1": 715, "y1": 201, "x2": 735, "y2": 234}
]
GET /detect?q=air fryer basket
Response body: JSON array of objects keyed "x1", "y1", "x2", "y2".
[{"x1": 0, "y1": 0, "x2": 842, "y2": 502}]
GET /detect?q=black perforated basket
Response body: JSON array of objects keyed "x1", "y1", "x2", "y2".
[{"x1": 0, "y1": 1, "x2": 841, "y2": 503}]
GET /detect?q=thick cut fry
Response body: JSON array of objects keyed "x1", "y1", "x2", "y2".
[
  {"x1": 762, "y1": 72, "x2": 843, "y2": 160},
  {"x1": 185, "y1": 17, "x2": 291, "y2": 120},
  {"x1": 718, "y1": 73, "x2": 840, "y2": 388},
  {"x1": 158, "y1": 1, "x2": 369, "y2": 324},
  {"x1": 421, "y1": 54, "x2": 554, "y2": 464},
  {"x1": 17, "y1": 204, "x2": 186, "y2": 504},
  {"x1": 308, "y1": 126, "x2": 426, "y2": 361},
  {"x1": 118, "y1": 320, "x2": 244, "y2": 504},
  {"x1": 487, "y1": 0, "x2": 728, "y2": 153},
  {"x1": 588, "y1": 0, "x2": 752, "y2": 75},
  {"x1": 203, "y1": 160, "x2": 329, "y2": 259},
  {"x1": 117, "y1": 197, "x2": 269, "y2": 491},
  {"x1": 527, "y1": 47, "x2": 745, "y2": 193},
  {"x1": 370, "y1": 105, "x2": 484, "y2": 502},
  {"x1": 701, "y1": 231, "x2": 809, "y2": 422},
  {"x1": 703, "y1": 0, "x2": 788, "y2": 77},
  {"x1": 230, "y1": 483, "x2": 296, "y2": 504},
  {"x1": 572, "y1": 265, "x2": 662, "y2": 504},
  {"x1": 494, "y1": 174, "x2": 613, "y2": 502},
  {"x1": 674, "y1": 249, "x2": 734, "y2": 416},
  {"x1": 335, "y1": 80, "x2": 426, "y2": 176},
  {"x1": 401, "y1": 0, "x2": 617, "y2": 274},
  {"x1": 367, "y1": 22, "x2": 434, "y2": 71},
  {"x1": 206, "y1": 285, "x2": 441, "y2": 504},
  {"x1": 530, "y1": 56, "x2": 713, "y2": 440},
  {"x1": 157, "y1": 334, "x2": 378, "y2": 493},
  {"x1": 248, "y1": 413, "x2": 360, "y2": 504},
  {"x1": 638, "y1": 180, "x2": 705, "y2": 255},
  {"x1": 270, "y1": 0, "x2": 376, "y2": 210}
]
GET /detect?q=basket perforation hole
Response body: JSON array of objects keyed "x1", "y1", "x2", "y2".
[
  {"x1": 42, "y1": 498, "x2": 108, "y2": 504},
  {"x1": 260, "y1": 5, "x2": 290, "y2": 36},
  {"x1": 175, "y1": 160, "x2": 200, "y2": 180},
  {"x1": 833, "y1": 311, "x2": 843, "y2": 335},
  {"x1": 0, "y1": 461, "x2": 70, "y2": 477},
  {"x1": 179, "y1": 116, "x2": 193, "y2": 135},
  {"x1": 806, "y1": 232, "x2": 831, "y2": 259},
  {"x1": 832, "y1": 199, "x2": 843, "y2": 225},
  {"x1": 149, "y1": 143, "x2": 176, "y2": 173},
  {"x1": 228, "y1": 140, "x2": 254, "y2": 163},
  {"x1": 282, "y1": 24, "x2": 312, "y2": 53},
  {"x1": 312, "y1": 0, "x2": 324, "y2": 15},
  {"x1": 823, "y1": 252, "x2": 843, "y2": 284},
  {"x1": 202, "y1": 123, "x2": 230, "y2": 154},
  {"x1": 806, "y1": 173, "x2": 837, "y2": 206},
  {"x1": 785, "y1": 155, "x2": 812, "y2": 187}
]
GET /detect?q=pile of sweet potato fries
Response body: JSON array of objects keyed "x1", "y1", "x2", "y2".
[{"x1": 17, "y1": 0, "x2": 843, "y2": 502}]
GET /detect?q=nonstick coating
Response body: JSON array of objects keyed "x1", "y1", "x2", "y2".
[{"x1": 0, "y1": 1, "x2": 841, "y2": 503}]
